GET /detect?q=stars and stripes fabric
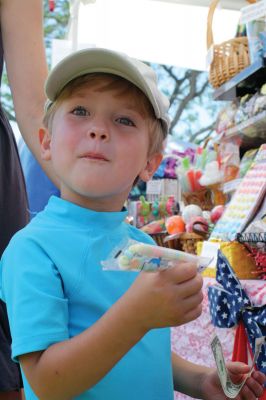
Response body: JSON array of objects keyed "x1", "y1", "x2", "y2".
[{"x1": 208, "y1": 250, "x2": 266, "y2": 375}]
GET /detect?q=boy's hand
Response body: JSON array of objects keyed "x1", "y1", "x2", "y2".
[
  {"x1": 201, "y1": 362, "x2": 266, "y2": 400},
  {"x1": 123, "y1": 261, "x2": 203, "y2": 331}
]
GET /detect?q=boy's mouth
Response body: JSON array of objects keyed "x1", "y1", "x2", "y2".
[{"x1": 80, "y1": 152, "x2": 109, "y2": 161}]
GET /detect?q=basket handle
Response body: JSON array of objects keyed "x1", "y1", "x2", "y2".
[
  {"x1": 207, "y1": 0, "x2": 220, "y2": 50},
  {"x1": 192, "y1": 221, "x2": 209, "y2": 238},
  {"x1": 207, "y1": 0, "x2": 257, "y2": 50}
]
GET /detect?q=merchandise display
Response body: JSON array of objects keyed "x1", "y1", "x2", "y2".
[
  {"x1": 172, "y1": 277, "x2": 266, "y2": 400},
  {"x1": 216, "y1": 84, "x2": 266, "y2": 142},
  {"x1": 127, "y1": 194, "x2": 179, "y2": 229},
  {"x1": 198, "y1": 240, "x2": 258, "y2": 280},
  {"x1": 237, "y1": 202, "x2": 266, "y2": 279},
  {"x1": 126, "y1": 4, "x2": 266, "y2": 397},
  {"x1": 207, "y1": 0, "x2": 250, "y2": 88},
  {"x1": 126, "y1": 98, "x2": 266, "y2": 399},
  {"x1": 204, "y1": 3, "x2": 266, "y2": 396},
  {"x1": 210, "y1": 144, "x2": 266, "y2": 241},
  {"x1": 208, "y1": 251, "x2": 266, "y2": 377},
  {"x1": 242, "y1": 0, "x2": 266, "y2": 63},
  {"x1": 111, "y1": 2, "x2": 266, "y2": 398}
]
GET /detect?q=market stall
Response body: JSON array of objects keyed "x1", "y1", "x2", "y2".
[
  {"x1": 172, "y1": 277, "x2": 266, "y2": 400},
  {"x1": 126, "y1": 1, "x2": 266, "y2": 398}
]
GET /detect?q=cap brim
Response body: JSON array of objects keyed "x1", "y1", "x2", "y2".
[
  {"x1": 46, "y1": 48, "x2": 155, "y2": 108},
  {"x1": 45, "y1": 48, "x2": 170, "y2": 136}
]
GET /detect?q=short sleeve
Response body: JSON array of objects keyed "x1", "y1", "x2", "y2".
[{"x1": 0, "y1": 234, "x2": 69, "y2": 361}]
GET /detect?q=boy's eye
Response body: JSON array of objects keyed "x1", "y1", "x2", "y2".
[
  {"x1": 71, "y1": 106, "x2": 89, "y2": 116},
  {"x1": 116, "y1": 117, "x2": 135, "y2": 127}
]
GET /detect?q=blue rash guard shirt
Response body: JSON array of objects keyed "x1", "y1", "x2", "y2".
[{"x1": 0, "y1": 196, "x2": 173, "y2": 400}]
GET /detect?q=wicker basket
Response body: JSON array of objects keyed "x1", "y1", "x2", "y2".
[
  {"x1": 182, "y1": 188, "x2": 213, "y2": 211},
  {"x1": 179, "y1": 232, "x2": 207, "y2": 255},
  {"x1": 207, "y1": 0, "x2": 250, "y2": 88},
  {"x1": 150, "y1": 232, "x2": 181, "y2": 250}
]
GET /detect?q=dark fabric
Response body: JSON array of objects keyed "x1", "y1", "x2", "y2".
[
  {"x1": 0, "y1": 25, "x2": 28, "y2": 391},
  {"x1": 0, "y1": 112, "x2": 29, "y2": 255},
  {"x1": 0, "y1": 302, "x2": 22, "y2": 391}
]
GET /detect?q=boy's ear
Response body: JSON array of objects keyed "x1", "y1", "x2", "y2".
[
  {"x1": 139, "y1": 153, "x2": 163, "y2": 182},
  {"x1": 39, "y1": 127, "x2": 52, "y2": 161}
]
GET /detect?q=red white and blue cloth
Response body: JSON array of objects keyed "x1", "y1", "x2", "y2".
[{"x1": 208, "y1": 250, "x2": 266, "y2": 376}]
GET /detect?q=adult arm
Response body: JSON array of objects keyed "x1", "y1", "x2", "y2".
[{"x1": 0, "y1": 0, "x2": 58, "y2": 186}]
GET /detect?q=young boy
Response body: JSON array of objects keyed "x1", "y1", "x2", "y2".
[{"x1": 0, "y1": 48, "x2": 265, "y2": 400}]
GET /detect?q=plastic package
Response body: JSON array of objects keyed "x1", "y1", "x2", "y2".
[
  {"x1": 239, "y1": 149, "x2": 258, "y2": 178},
  {"x1": 246, "y1": 18, "x2": 265, "y2": 63},
  {"x1": 219, "y1": 141, "x2": 240, "y2": 183},
  {"x1": 101, "y1": 239, "x2": 212, "y2": 273}
]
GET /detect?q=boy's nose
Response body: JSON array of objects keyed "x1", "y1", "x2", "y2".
[
  {"x1": 89, "y1": 131, "x2": 108, "y2": 141},
  {"x1": 87, "y1": 120, "x2": 109, "y2": 141}
]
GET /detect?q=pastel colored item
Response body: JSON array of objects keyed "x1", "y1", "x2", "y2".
[{"x1": 116, "y1": 242, "x2": 212, "y2": 272}]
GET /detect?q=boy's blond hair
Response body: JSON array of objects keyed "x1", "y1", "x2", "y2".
[{"x1": 43, "y1": 73, "x2": 166, "y2": 156}]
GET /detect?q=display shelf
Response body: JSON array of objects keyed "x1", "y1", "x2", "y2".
[
  {"x1": 222, "y1": 111, "x2": 266, "y2": 150},
  {"x1": 213, "y1": 55, "x2": 266, "y2": 101}
]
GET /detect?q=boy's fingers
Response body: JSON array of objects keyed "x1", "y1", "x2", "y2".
[
  {"x1": 182, "y1": 303, "x2": 203, "y2": 323},
  {"x1": 180, "y1": 274, "x2": 203, "y2": 298},
  {"x1": 251, "y1": 370, "x2": 266, "y2": 385},
  {"x1": 165, "y1": 262, "x2": 198, "y2": 283},
  {"x1": 238, "y1": 384, "x2": 257, "y2": 400},
  {"x1": 182, "y1": 291, "x2": 204, "y2": 312},
  {"x1": 226, "y1": 361, "x2": 250, "y2": 376},
  {"x1": 245, "y1": 375, "x2": 265, "y2": 398},
  {"x1": 173, "y1": 279, "x2": 203, "y2": 303},
  {"x1": 226, "y1": 363, "x2": 266, "y2": 398}
]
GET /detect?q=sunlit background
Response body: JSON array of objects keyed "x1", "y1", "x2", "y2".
[
  {"x1": 11, "y1": 0, "x2": 247, "y2": 147},
  {"x1": 61, "y1": 0, "x2": 242, "y2": 71}
]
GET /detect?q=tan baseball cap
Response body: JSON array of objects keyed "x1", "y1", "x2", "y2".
[{"x1": 45, "y1": 47, "x2": 170, "y2": 136}]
